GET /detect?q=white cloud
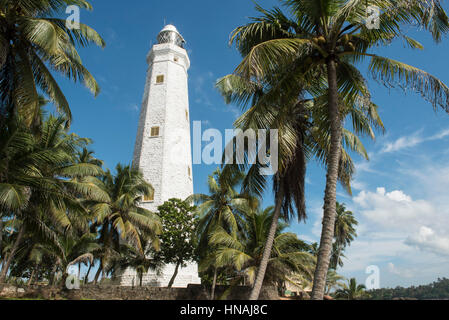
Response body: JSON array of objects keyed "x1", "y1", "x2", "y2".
[
  {"x1": 382, "y1": 133, "x2": 423, "y2": 153},
  {"x1": 300, "y1": 126, "x2": 449, "y2": 287},
  {"x1": 351, "y1": 179, "x2": 367, "y2": 191},
  {"x1": 429, "y1": 128, "x2": 449, "y2": 140},
  {"x1": 297, "y1": 234, "x2": 316, "y2": 243},
  {"x1": 381, "y1": 128, "x2": 449, "y2": 153},
  {"x1": 354, "y1": 158, "x2": 377, "y2": 174},
  {"x1": 405, "y1": 226, "x2": 449, "y2": 256},
  {"x1": 353, "y1": 187, "x2": 433, "y2": 230},
  {"x1": 192, "y1": 72, "x2": 214, "y2": 107},
  {"x1": 342, "y1": 238, "x2": 411, "y2": 272},
  {"x1": 342, "y1": 181, "x2": 449, "y2": 286},
  {"x1": 387, "y1": 263, "x2": 414, "y2": 278}
]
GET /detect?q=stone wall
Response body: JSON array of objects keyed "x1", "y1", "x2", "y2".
[
  {"x1": 117, "y1": 263, "x2": 201, "y2": 288},
  {"x1": 0, "y1": 284, "x2": 279, "y2": 300}
]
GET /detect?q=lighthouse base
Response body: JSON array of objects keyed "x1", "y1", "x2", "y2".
[{"x1": 116, "y1": 262, "x2": 201, "y2": 288}]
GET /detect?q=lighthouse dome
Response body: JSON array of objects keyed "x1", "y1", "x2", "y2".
[{"x1": 157, "y1": 24, "x2": 185, "y2": 48}]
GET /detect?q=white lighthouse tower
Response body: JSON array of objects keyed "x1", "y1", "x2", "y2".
[{"x1": 118, "y1": 25, "x2": 201, "y2": 287}]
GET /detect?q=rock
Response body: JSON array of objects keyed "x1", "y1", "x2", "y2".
[
  {"x1": 300, "y1": 291, "x2": 310, "y2": 300},
  {"x1": 0, "y1": 285, "x2": 18, "y2": 297},
  {"x1": 260, "y1": 286, "x2": 279, "y2": 300}
]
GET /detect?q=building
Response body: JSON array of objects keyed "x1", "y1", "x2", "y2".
[{"x1": 116, "y1": 25, "x2": 201, "y2": 288}]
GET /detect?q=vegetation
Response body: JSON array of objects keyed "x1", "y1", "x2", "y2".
[
  {"x1": 217, "y1": 26, "x2": 384, "y2": 298},
  {"x1": 154, "y1": 199, "x2": 198, "y2": 288},
  {"x1": 330, "y1": 203, "x2": 358, "y2": 270},
  {"x1": 210, "y1": 206, "x2": 315, "y2": 290},
  {"x1": 0, "y1": 112, "x2": 161, "y2": 286},
  {"x1": 188, "y1": 168, "x2": 253, "y2": 299},
  {"x1": 368, "y1": 278, "x2": 449, "y2": 300},
  {"x1": 325, "y1": 269, "x2": 346, "y2": 295},
  {"x1": 0, "y1": 0, "x2": 105, "y2": 128},
  {"x1": 1, "y1": 0, "x2": 449, "y2": 302},
  {"x1": 222, "y1": 0, "x2": 449, "y2": 299},
  {"x1": 335, "y1": 278, "x2": 369, "y2": 300},
  {"x1": 0, "y1": 114, "x2": 107, "y2": 283},
  {"x1": 88, "y1": 164, "x2": 160, "y2": 283}
]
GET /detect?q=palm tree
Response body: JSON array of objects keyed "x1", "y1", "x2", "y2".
[
  {"x1": 0, "y1": 0, "x2": 105, "y2": 128},
  {"x1": 88, "y1": 164, "x2": 161, "y2": 282},
  {"x1": 0, "y1": 212, "x2": 4, "y2": 265},
  {"x1": 217, "y1": 46, "x2": 384, "y2": 300},
  {"x1": 335, "y1": 277, "x2": 368, "y2": 300},
  {"x1": 115, "y1": 243, "x2": 163, "y2": 287},
  {"x1": 202, "y1": 256, "x2": 220, "y2": 300},
  {"x1": 189, "y1": 168, "x2": 254, "y2": 298},
  {"x1": 25, "y1": 232, "x2": 99, "y2": 286},
  {"x1": 228, "y1": 0, "x2": 449, "y2": 299},
  {"x1": 0, "y1": 214, "x2": 16, "y2": 271},
  {"x1": 190, "y1": 168, "x2": 252, "y2": 242},
  {"x1": 330, "y1": 202, "x2": 358, "y2": 270},
  {"x1": 76, "y1": 148, "x2": 104, "y2": 168},
  {"x1": 0, "y1": 115, "x2": 106, "y2": 283},
  {"x1": 307, "y1": 243, "x2": 346, "y2": 295},
  {"x1": 209, "y1": 206, "x2": 315, "y2": 296},
  {"x1": 325, "y1": 269, "x2": 346, "y2": 295}
]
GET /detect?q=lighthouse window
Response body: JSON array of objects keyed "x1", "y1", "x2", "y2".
[
  {"x1": 174, "y1": 56, "x2": 179, "y2": 62},
  {"x1": 143, "y1": 193, "x2": 154, "y2": 202},
  {"x1": 188, "y1": 166, "x2": 191, "y2": 177},
  {"x1": 185, "y1": 110, "x2": 189, "y2": 120},
  {"x1": 151, "y1": 127, "x2": 160, "y2": 137},
  {"x1": 156, "y1": 75, "x2": 164, "y2": 84}
]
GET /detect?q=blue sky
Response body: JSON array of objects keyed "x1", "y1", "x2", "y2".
[{"x1": 55, "y1": 1, "x2": 449, "y2": 288}]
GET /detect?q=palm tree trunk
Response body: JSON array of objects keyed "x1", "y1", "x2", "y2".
[
  {"x1": 61, "y1": 271, "x2": 69, "y2": 289},
  {"x1": 93, "y1": 264, "x2": 102, "y2": 284},
  {"x1": 0, "y1": 218, "x2": 3, "y2": 261},
  {"x1": 84, "y1": 263, "x2": 93, "y2": 284},
  {"x1": 332, "y1": 245, "x2": 342, "y2": 270},
  {"x1": 210, "y1": 267, "x2": 218, "y2": 300},
  {"x1": 249, "y1": 189, "x2": 284, "y2": 300},
  {"x1": 311, "y1": 57, "x2": 343, "y2": 300},
  {"x1": 28, "y1": 266, "x2": 36, "y2": 286},
  {"x1": 168, "y1": 262, "x2": 181, "y2": 288},
  {"x1": 0, "y1": 224, "x2": 25, "y2": 283},
  {"x1": 139, "y1": 272, "x2": 143, "y2": 287},
  {"x1": 49, "y1": 263, "x2": 58, "y2": 286}
]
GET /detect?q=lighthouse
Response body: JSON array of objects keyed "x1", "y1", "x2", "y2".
[{"x1": 118, "y1": 25, "x2": 201, "y2": 288}]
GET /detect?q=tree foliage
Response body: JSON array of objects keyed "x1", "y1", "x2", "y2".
[
  {"x1": 0, "y1": 0, "x2": 105, "y2": 128},
  {"x1": 156, "y1": 199, "x2": 198, "y2": 265},
  {"x1": 155, "y1": 198, "x2": 198, "y2": 288},
  {"x1": 335, "y1": 277, "x2": 369, "y2": 300},
  {"x1": 368, "y1": 278, "x2": 449, "y2": 300},
  {"x1": 225, "y1": 0, "x2": 449, "y2": 300}
]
